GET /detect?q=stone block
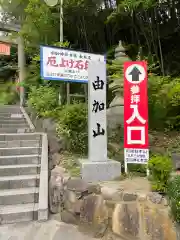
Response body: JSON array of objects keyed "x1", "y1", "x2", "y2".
[
  {"x1": 42, "y1": 118, "x2": 57, "y2": 133},
  {"x1": 49, "y1": 166, "x2": 70, "y2": 214},
  {"x1": 87, "y1": 183, "x2": 101, "y2": 194},
  {"x1": 48, "y1": 134, "x2": 62, "y2": 154},
  {"x1": 138, "y1": 193, "x2": 147, "y2": 202},
  {"x1": 64, "y1": 199, "x2": 84, "y2": 214},
  {"x1": 66, "y1": 178, "x2": 101, "y2": 196},
  {"x1": 112, "y1": 203, "x2": 140, "y2": 239},
  {"x1": 80, "y1": 194, "x2": 109, "y2": 237},
  {"x1": 51, "y1": 153, "x2": 61, "y2": 167},
  {"x1": 147, "y1": 192, "x2": 163, "y2": 204},
  {"x1": 65, "y1": 190, "x2": 77, "y2": 203},
  {"x1": 67, "y1": 178, "x2": 89, "y2": 192},
  {"x1": 79, "y1": 159, "x2": 121, "y2": 182},
  {"x1": 172, "y1": 153, "x2": 180, "y2": 170},
  {"x1": 141, "y1": 203, "x2": 176, "y2": 240},
  {"x1": 123, "y1": 192, "x2": 137, "y2": 201},
  {"x1": 101, "y1": 186, "x2": 123, "y2": 201},
  {"x1": 61, "y1": 210, "x2": 78, "y2": 225},
  {"x1": 73, "y1": 199, "x2": 84, "y2": 214}
]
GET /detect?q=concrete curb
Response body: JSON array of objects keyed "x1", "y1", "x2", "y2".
[
  {"x1": 38, "y1": 133, "x2": 48, "y2": 221},
  {"x1": 20, "y1": 106, "x2": 35, "y2": 131}
]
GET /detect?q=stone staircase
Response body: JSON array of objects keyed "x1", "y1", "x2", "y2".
[
  {"x1": 0, "y1": 106, "x2": 33, "y2": 133},
  {"x1": 0, "y1": 106, "x2": 48, "y2": 224}
]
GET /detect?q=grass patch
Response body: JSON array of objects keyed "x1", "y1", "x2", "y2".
[{"x1": 58, "y1": 151, "x2": 85, "y2": 177}]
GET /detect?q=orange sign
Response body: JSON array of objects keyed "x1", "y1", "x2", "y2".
[{"x1": 0, "y1": 43, "x2": 10, "y2": 55}]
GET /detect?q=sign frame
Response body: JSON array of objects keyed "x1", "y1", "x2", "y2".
[
  {"x1": 40, "y1": 45, "x2": 106, "y2": 83},
  {"x1": 123, "y1": 61, "x2": 149, "y2": 175}
]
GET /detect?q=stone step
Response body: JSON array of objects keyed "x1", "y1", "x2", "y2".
[
  {"x1": 0, "y1": 174, "x2": 40, "y2": 189},
  {"x1": 0, "y1": 105, "x2": 21, "y2": 113},
  {"x1": 0, "y1": 133, "x2": 41, "y2": 141},
  {"x1": 0, "y1": 154, "x2": 40, "y2": 165},
  {"x1": 0, "y1": 116, "x2": 25, "y2": 121},
  {"x1": 0, "y1": 203, "x2": 38, "y2": 224},
  {"x1": 0, "y1": 123, "x2": 28, "y2": 128},
  {"x1": 0, "y1": 110, "x2": 22, "y2": 115},
  {"x1": 0, "y1": 164, "x2": 41, "y2": 176},
  {"x1": 0, "y1": 187, "x2": 39, "y2": 205},
  {"x1": 0, "y1": 119, "x2": 26, "y2": 124},
  {"x1": 0, "y1": 147, "x2": 41, "y2": 156},
  {"x1": 0, "y1": 128, "x2": 31, "y2": 133},
  {"x1": 0, "y1": 113, "x2": 23, "y2": 118},
  {"x1": 0, "y1": 140, "x2": 40, "y2": 148}
]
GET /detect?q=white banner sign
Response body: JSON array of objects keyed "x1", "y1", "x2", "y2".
[
  {"x1": 40, "y1": 45, "x2": 105, "y2": 83},
  {"x1": 88, "y1": 61, "x2": 107, "y2": 162},
  {"x1": 124, "y1": 148, "x2": 149, "y2": 164}
]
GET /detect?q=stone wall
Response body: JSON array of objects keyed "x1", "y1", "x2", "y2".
[
  {"x1": 110, "y1": 192, "x2": 176, "y2": 240},
  {"x1": 49, "y1": 166, "x2": 177, "y2": 240},
  {"x1": 25, "y1": 108, "x2": 178, "y2": 239}
]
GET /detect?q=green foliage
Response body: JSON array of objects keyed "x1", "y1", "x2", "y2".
[
  {"x1": 106, "y1": 46, "x2": 115, "y2": 60},
  {"x1": 0, "y1": 82, "x2": 19, "y2": 105},
  {"x1": 167, "y1": 176, "x2": 180, "y2": 223},
  {"x1": 3, "y1": 0, "x2": 180, "y2": 141},
  {"x1": 24, "y1": 55, "x2": 41, "y2": 88},
  {"x1": 107, "y1": 57, "x2": 126, "y2": 106},
  {"x1": 27, "y1": 85, "x2": 58, "y2": 117},
  {"x1": 148, "y1": 74, "x2": 169, "y2": 129},
  {"x1": 2, "y1": 0, "x2": 180, "y2": 77},
  {"x1": 53, "y1": 42, "x2": 70, "y2": 48},
  {"x1": 21, "y1": 0, "x2": 56, "y2": 52},
  {"x1": 148, "y1": 155, "x2": 172, "y2": 193},
  {"x1": 165, "y1": 81, "x2": 180, "y2": 129},
  {"x1": 0, "y1": 91, "x2": 18, "y2": 105},
  {"x1": 148, "y1": 75, "x2": 180, "y2": 130},
  {"x1": 56, "y1": 103, "x2": 88, "y2": 154},
  {"x1": 39, "y1": 106, "x2": 63, "y2": 119}
]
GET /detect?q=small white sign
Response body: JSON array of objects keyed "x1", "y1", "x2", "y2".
[
  {"x1": 11, "y1": 114, "x2": 23, "y2": 119},
  {"x1": 88, "y1": 61, "x2": 107, "y2": 162},
  {"x1": 40, "y1": 46, "x2": 105, "y2": 83},
  {"x1": 124, "y1": 148, "x2": 149, "y2": 164},
  {"x1": 125, "y1": 64, "x2": 145, "y2": 84}
]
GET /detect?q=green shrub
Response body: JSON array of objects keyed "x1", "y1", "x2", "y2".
[
  {"x1": 148, "y1": 75, "x2": 170, "y2": 130},
  {"x1": 148, "y1": 155, "x2": 172, "y2": 193},
  {"x1": 40, "y1": 106, "x2": 63, "y2": 119},
  {"x1": 166, "y1": 81, "x2": 180, "y2": 129},
  {"x1": 27, "y1": 85, "x2": 58, "y2": 117},
  {"x1": 56, "y1": 103, "x2": 88, "y2": 154},
  {"x1": 0, "y1": 81, "x2": 19, "y2": 105},
  {"x1": 167, "y1": 176, "x2": 180, "y2": 223},
  {"x1": 148, "y1": 76, "x2": 180, "y2": 130},
  {"x1": 0, "y1": 91, "x2": 19, "y2": 105}
]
